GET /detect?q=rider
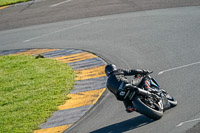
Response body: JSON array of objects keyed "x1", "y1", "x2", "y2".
[{"x1": 105, "y1": 64, "x2": 152, "y2": 113}]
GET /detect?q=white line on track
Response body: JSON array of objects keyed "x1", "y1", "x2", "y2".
[
  {"x1": 177, "y1": 118, "x2": 200, "y2": 127},
  {"x1": 158, "y1": 61, "x2": 200, "y2": 75},
  {"x1": 23, "y1": 22, "x2": 91, "y2": 43},
  {"x1": 50, "y1": 0, "x2": 71, "y2": 7}
]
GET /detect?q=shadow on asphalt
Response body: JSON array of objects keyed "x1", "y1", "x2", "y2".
[{"x1": 90, "y1": 115, "x2": 154, "y2": 133}]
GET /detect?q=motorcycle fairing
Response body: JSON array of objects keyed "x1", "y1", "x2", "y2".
[{"x1": 150, "y1": 78, "x2": 160, "y2": 89}]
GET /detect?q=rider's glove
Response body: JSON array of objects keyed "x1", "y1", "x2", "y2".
[{"x1": 142, "y1": 69, "x2": 152, "y2": 75}]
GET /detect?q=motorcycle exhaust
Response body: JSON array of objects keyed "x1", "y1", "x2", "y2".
[{"x1": 135, "y1": 87, "x2": 152, "y2": 97}]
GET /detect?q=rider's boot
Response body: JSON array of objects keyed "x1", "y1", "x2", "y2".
[
  {"x1": 123, "y1": 100, "x2": 135, "y2": 113},
  {"x1": 126, "y1": 106, "x2": 135, "y2": 113}
]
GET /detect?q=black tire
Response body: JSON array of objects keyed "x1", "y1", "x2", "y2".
[
  {"x1": 166, "y1": 93, "x2": 177, "y2": 107},
  {"x1": 161, "y1": 89, "x2": 177, "y2": 107},
  {"x1": 133, "y1": 96, "x2": 163, "y2": 120}
]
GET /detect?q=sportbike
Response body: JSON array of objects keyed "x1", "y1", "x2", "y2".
[{"x1": 125, "y1": 72, "x2": 177, "y2": 120}]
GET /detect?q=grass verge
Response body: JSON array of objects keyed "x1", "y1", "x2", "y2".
[
  {"x1": 0, "y1": 0, "x2": 31, "y2": 7},
  {"x1": 0, "y1": 55, "x2": 75, "y2": 133}
]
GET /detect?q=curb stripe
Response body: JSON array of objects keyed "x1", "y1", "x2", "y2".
[
  {"x1": 34, "y1": 124, "x2": 72, "y2": 133},
  {"x1": 71, "y1": 76, "x2": 107, "y2": 94},
  {"x1": 40, "y1": 105, "x2": 92, "y2": 129},
  {"x1": 53, "y1": 52, "x2": 97, "y2": 63},
  {"x1": 68, "y1": 57, "x2": 106, "y2": 70},
  {"x1": 58, "y1": 88, "x2": 106, "y2": 110},
  {"x1": 43, "y1": 49, "x2": 83, "y2": 58},
  {"x1": 0, "y1": 6, "x2": 8, "y2": 10},
  {"x1": 75, "y1": 65, "x2": 106, "y2": 80},
  {"x1": 13, "y1": 49, "x2": 58, "y2": 55},
  {"x1": 0, "y1": 49, "x2": 31, "y2": 56}
]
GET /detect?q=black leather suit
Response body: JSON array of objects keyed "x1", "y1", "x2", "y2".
[{"x1": 106, "y1": 69, "x2": 146, "y2": 109}]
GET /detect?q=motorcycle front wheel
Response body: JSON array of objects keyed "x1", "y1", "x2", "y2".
[
  {"x1": 163, "y1": 90, "x2": 177, "y2": 107},
  {"x1": 133, "y1": 96, "x2": 163, "y2": 120}
]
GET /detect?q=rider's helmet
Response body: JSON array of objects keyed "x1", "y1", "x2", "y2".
[{"x1": 105, "y1": 64, "x2": 117, "y2": 76}]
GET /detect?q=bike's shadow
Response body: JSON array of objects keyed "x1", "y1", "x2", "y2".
[{"x1": 91, "y1": 115, "x2": 154, "y2": 133}]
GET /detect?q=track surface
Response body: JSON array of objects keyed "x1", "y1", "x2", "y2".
[
  {"x1": 1, "y1": 1, "x2": 200, "y2": 133},
  {"x1": 0, "y1": 0, "x2": 200, "y2": 31}
]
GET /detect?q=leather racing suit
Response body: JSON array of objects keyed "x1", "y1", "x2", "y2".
[{"x1": 106, "y1": 68, "x2": 147, "y2": 111}]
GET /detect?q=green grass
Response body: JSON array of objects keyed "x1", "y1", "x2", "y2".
[
  {"x1": 0, "y1": 55, "x2": 75, "y2": 133},
  {"x1": 0, "y1": 0, "x2": 31, "y2": 7}
]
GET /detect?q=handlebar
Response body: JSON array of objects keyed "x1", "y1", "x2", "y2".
[{"x1": 148, "y1": 71, "x2": 153, "y2": 74}]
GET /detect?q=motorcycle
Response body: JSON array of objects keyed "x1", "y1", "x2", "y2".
[{"x1": 125, "y1": 71, "x2": 177, "y2": 120}]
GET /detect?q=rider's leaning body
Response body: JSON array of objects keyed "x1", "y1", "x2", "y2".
[{"x1": 105, "y1": 64, "x2": 151, "y2": 112}]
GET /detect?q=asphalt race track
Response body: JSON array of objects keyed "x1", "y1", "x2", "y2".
[
  {"x1": 1, "y1": 1, "x2": 200, "y2": 133},
  {"x1": 1, "y1": 0, "x2": 200, "y2": 31}
]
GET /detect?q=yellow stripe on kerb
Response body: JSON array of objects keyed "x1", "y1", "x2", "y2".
[
  {"x1": 58, "y1": 88, "x2": 106, "y2": 110},
  {"x1": 0, "y1": 6, "x2": 8, "y2": 10},
  {"x1": 53, "y1": 52, "x2": 97, "y2": 63},
  {"x1": 75, "y1": 65, "x2": 106, "y2": 80},
  {"x1": 34, "y1": 124, "x2": 72, "y2": 133},
  {"x1": 14, "y1": 49, "x2": 58, "y2": 55}
]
